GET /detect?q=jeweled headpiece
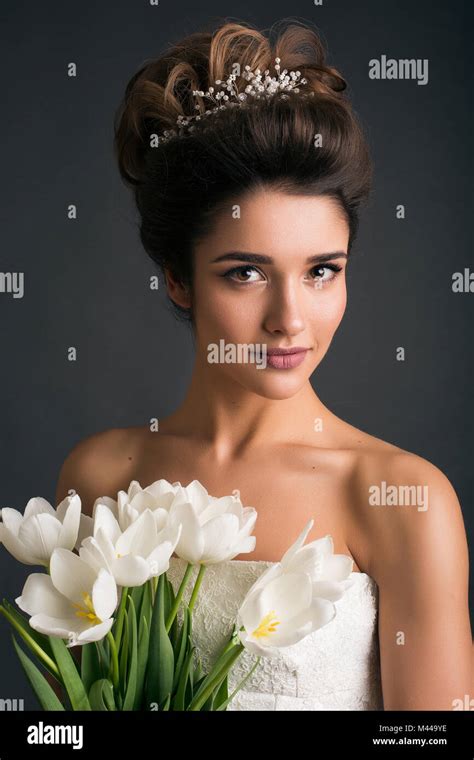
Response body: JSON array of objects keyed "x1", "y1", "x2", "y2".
[{"x1": 159, "y1": 57, "x2": 313, "y2": 144}]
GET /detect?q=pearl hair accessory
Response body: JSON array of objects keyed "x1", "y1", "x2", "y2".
[{"x1": 158, "y1": 56, "x2": 314, "y2": 144}]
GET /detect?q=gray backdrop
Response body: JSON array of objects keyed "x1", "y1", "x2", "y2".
[{"x1": 0, "y1": 0, "x2": 472, "y2": 708}]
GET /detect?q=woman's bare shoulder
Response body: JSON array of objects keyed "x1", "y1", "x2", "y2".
[
  {"x1": 330, "y1": 415, "x2": 465, "y2": 573},
  {"x1": 347, "y1": 436, "x2": 467, "y2": 581},
  {"x1": 331, "y1": 414, "x2": 404, "y2": 455},
  {"x1": 54, "y1": 425, "x2": 145, "y2": 516}
]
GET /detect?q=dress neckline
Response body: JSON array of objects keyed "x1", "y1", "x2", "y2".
[{"x1": 169, "y1": 556, "x2": 374, "y2": 582}]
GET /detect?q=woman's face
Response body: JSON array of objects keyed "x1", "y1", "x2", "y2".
[{"x1": 170, "y1": 188, "x2": 350, "y2": 400}]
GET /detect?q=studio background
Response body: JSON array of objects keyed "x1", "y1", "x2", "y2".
[{"x1": 0, "y1": 0, "x2": 472, "y2": 707}]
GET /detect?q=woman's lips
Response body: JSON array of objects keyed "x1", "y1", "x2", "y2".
[{"x1": 265, "y1": 349, "x2": 309, "y2": 370}]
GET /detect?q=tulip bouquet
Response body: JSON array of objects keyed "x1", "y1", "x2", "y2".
[{"x1": 0, "y1": 478, "x2": 354, "y2": 711}]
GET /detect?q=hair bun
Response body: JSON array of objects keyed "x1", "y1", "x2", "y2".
[{"x1": 114, "y1": 19, "x2": 348, "y2": 184}]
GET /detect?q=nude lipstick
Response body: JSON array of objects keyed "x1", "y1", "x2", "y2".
[{"x1": 265, "y1": 347, "x2": 309, "y2": 370}]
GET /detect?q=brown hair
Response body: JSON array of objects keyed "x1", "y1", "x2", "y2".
[{"x1": 114, "y1": 18, "x2": 373, "y2": 324}]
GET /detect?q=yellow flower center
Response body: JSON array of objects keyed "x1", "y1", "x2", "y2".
[
  {"x1": 72, "y1": 591, "x2": 101, "y2": 625},
  {"x1": 251, "y1": 610, "x2": 281, "y2": 640}
]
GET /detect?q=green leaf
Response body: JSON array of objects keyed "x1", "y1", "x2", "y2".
[
  {"x1": 137, "y1": 582, "x2": 152, "y2": 638},
  {"x1": 214, "y1": 656, "x2": 260, "y2": 711},
  {"x1": 163, "y1": 575, "x2": 172, "y2": 620},
  {"x1": 119, "y1": 609, "x2": 129, "y2": 689},
  {"x1": 95, "y1": 638, "x2": 110, "y2": 672},
  {"x1": 172, "y1": 605, "x2": 190, "y2": 693},
  {"x1": 201, "y1": 692, "x2": 214, "y2": 710},
  {"x1": 164, "y1": 577, "x2": 179, "y2": 648},
  {"x1": 130, "y1": 584, "x2": 144, "y2": 614},
  {"x1": 133, "y1": 615, "x2": 149, "y2": 710},
  {"x1": 193, "y1": 652, "x2": 204, "y2": 684},
  {"x1": 173, "y1": 642, "x2": 195, "y2": 711},
  {"x1": 81, "y1": 642, "x2": 102, "y2": 694},
  {"x1": 12, "y1": 634, "x2": 65, "y2": 711},
  {"x1": 212, "y1": 672, "x2": 229, "y2": 710},
  {"x1": 0, "y1": 603, "x2": 60, "y2": 680},
  {"x1": 113, "y1": 586, "x2": 129, "y2": 653},
  {"x1": 48, "y1": 636, "x2": 91, "y2": 710},
  {"x1": 2, "y1": 599, "x2": 54, "y2": 660},
  {"x1": 122, "y1": 596, "x2": 138, "y2": 710},
  {"x1": 186, "y1": 645, "x2": 242, "y2": 711},
  {"x1": 88, "y1": 678, "x2": 116, "y2": 710},
  {"x1": 145, "y1": 572, "x2": 175, "y2": 708}
]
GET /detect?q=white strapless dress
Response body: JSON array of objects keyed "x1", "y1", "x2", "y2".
[{"x1": 166, "y1": 556, "x2": 384, "y2": 711}]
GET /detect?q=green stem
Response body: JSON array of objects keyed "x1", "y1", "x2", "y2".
[
  {"x1": 0, "y1": 605, "x2": 60, "y2": 678},
  {"x1": 94, "y1": 641, "x2": 103, "y2": 671},
  {"x1": 220, "y1": 626, "x2": 245, "y2": 657},
  {"x1": 114, "y1": 586, "x2": 129, "y2": 653},
  {"x1": 188, "y1": 643, "x2": 244, "y2": 711},
  {"x1": 106, "y1": 630, "x2": 119, "y2": 690},
  {"x1": 165, "y1": 562, "x2": 195, "y2": 633},
  {"x1": 222, "y1": 655, "x2": 261, "y2": 707},
  {"x1": 149, "y1": 577, "x2": 156, "y2": 606},
  {"x1": 188, "y1": 563, "x2": 207, "y2": 614}
]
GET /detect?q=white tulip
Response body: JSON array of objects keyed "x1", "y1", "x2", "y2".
[
  {"x1": 78, "y1": 503, "x2": 182, "y2": 585},
  {"x1": 76, "y1": 480, "x2": 180, "y2": 543},
  {"x1": 279, "y1": 518, "x2": 355, "y2": 602},
  {"x1": 117, "y1": 479, "x2": 179, "y2": 529},
  {"x1": 15, "y1": 548, "x2": 118, "y2": 646},
  {"x1": 168, "y1": 480, "x2": 257, "y2": 564},
  {"x1": 0, "y1": 495, "x2": 81, "y2": 567},
  {"x1": 236, "y1": 519, "x2": 354, "y2": 657}
]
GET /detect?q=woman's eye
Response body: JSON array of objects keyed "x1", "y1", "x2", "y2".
[
  {"x1": 222, "y1": 263, "x2": 343, "y2": 285},
  {"x1": 308, "y1": 264, "x2": 342, "y2": 283},
  {"x1": 222, "y1": 265, "x2": 263, "y2": 283}
]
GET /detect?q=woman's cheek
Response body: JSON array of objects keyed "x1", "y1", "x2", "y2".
[
  {"x1": 194, "y1": 290, "x2": 246, "y2": 345},
  {"x1": 310, "y1": 286, "x2": 347, "y2": 336},
  {"x1": 207, "y1": 290, "x2": 257, "y2": 336}
]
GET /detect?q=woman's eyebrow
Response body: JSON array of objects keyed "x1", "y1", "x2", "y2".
[{"x1": 210, "y1": 251, "x2": 348, "y2": 265}]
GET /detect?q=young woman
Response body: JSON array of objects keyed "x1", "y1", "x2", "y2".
[{"x1": 55, "y1": 19, "x2": 472, "y2": 710}]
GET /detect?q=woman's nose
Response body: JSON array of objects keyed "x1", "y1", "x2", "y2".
[{"x1": 262, "y1": 280, "x2": 306, "y2": 336}]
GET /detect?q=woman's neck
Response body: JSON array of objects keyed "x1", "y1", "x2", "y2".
[{"x1": 159, "y1": 358, "x2": 334, "y2": 462}]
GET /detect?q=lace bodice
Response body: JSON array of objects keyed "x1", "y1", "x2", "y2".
[{"x1": 166, "y1": 556, "x2": 384, "y2": 710}]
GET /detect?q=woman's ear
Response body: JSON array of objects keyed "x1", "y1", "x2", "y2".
[{"x1": 164, "y1": 267, "x2": 192, "y2": 309}]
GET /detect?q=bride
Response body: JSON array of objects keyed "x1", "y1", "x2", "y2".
[{"x1": 55, "y1": 19, "x2": 472, "y2": 709}]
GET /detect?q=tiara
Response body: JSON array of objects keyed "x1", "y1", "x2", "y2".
[{"x1": 158, "y1": 57, "x2": 314, "y2": 144}]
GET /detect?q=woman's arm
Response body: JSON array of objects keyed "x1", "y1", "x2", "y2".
[{"x1": 367, "y1": 453, "x2": 472, "y2": 710}]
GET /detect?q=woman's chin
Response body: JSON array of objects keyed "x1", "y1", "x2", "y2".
[{"x1": 237, "y1": 370, "x2": 313, "y2": 400}]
